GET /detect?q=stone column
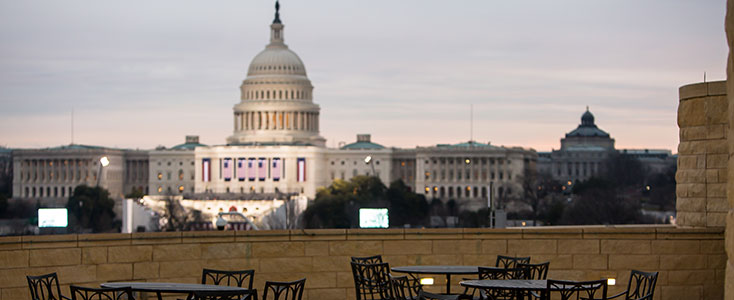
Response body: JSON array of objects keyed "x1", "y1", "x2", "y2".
[
  {"x1": 725, "y1": 1, "x2": 734, "y2": 298},
  {"x1": 676, "y1": 80, "x2": 727, "y2": 227}
]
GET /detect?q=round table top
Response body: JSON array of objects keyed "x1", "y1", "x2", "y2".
[
  {"x1": 392, "y1": 265, "x2": 494, "y2": 275},
  {"x1": 460, "y1": 279, "x2": 548, "y2": 291},
  {"x1": 101, "y1": 282, "x2": 249, "y2": 293}
]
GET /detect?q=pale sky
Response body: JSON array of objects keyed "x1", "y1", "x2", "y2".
[{"x1": 0, "y1": 1, "x2": 727, "y2": 152}]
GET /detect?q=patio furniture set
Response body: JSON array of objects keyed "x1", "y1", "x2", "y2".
[
  {"x1": 351, "y1": 255, "x2": 658, "y2": 300},
  {"x1": 26, "y1": 268, "x2": 305, "y2": 300}
]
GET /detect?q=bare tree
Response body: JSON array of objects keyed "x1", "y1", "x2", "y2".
[{"x1": 159, "y1": 194, "x2": 203, "y2": 231}]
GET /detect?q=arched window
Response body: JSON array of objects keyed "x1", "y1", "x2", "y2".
[
  {"x1": 279, "y1": 90, "x2": 282, "y2": 99},
  {"x1": 266, "y1": 91, "x2": 270, "y2": 99}
]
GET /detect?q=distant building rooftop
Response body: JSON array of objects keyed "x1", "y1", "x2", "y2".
[
  {"x1": 434, "y1": 140, "x2": 500, "y2": 149},
  {"x1": 171, "y1": 135, "x2": 208, "y2": 150},
  {"x1": 341, "y1": 134, "x2": 385, "y2": 150}
]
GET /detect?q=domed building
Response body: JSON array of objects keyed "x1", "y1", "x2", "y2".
[
  {"x1": 193, "y1": 2, "x2": 330, "y2": 198},
  {"x1": 561, "y1": 107, "x2": 615, "y2": 150},
  {"x1": 537, "y1": 108, "x2": 615, "y2": 184},
  {"x1": 11, "y1": 2, "x2": 540, "y2": 228},
  {"x1": 227, "y1": 2, "x2": 325, "y2": 147},
  {"x1": 538, "y1": 108, "x2": 674, "y2": 187}
]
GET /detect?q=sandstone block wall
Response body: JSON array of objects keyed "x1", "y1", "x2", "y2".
[
  {"x1": 0, "y1": 227, "x2": 724, "y2": 300},
  {"x1": 677, "y1": 80, "x2": 728, "y2": 227},
  {"x1": 725, "y1": 1, "x2": 734, "y2": 298}
]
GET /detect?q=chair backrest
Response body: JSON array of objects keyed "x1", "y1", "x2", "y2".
[
  {"x1": 350, "y1": 255, "x2": 383, "y2": 264},
  {"x1": 495, "y1": 255, "x2": 531, "y2": 269},
  {"x1": 473, "y1": 267, "x2": 519, "y2": 299},
  {"x1": 192, "y1": 290, "x2": 258, "y2": 300},
  {"x1": 546, "y1": 279, "x2": 607, "y2": 300},
  {"x1": 27, "y1": 272, "x2": 65, "y2": 300},
  {"x1": 417, "y1": 291, "x2": 459, "y2": 300},
  {"x1": 516, "y1": 262, "x2": 550, "y2": 280},
  {"x1": 262, "y1": 278, "x2": 306, "y2": 300},
  {"x1": 350, "y1": 262, "x2": 391, "y2": 300},
  {"x1": 478, "y1": 267, "x2": 517, "y2": 280},
  {"x1": 625, "y1": 270, "x2": 658, "y2": 300},
  {"x1": 389, "y1": 275, "x2": 415, "y2": 300},
  {"x1": 69, "y1": 286, "x2": 134, "y2": 300},
  {"x1": 202, "y1": 268, "x2": 256, "y2": 289}
]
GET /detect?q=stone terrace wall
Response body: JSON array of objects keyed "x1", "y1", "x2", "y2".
[
  {"x1": 677, "y1": 80, "x2": 729, "y2": 228},
  {"x1": 0, "y1": 227, "x2": 725, "y2": 300}
]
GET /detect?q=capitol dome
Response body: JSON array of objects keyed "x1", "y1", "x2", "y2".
[
  {"x1": 227, "y1": 1, "x2": 325, "y2": 147},
  {"x1": 247, "y1": 47, "x2": 307, "y2": 77}
]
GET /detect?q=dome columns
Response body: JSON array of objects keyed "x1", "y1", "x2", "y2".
[{"x1": 232, "y1": 110, "x2": 320, "y2": 133}]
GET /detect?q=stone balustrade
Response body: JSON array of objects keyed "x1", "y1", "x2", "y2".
[{"x1": 0, "y1": 226, "x2": 725, "y2": 300}]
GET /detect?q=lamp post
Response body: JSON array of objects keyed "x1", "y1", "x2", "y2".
[
  {"x1": 96, "y1": 156, "x2": 110, "y2": 187},
  {"x1": 364, "y1": 155, "x2": 376, "y2": 177}
]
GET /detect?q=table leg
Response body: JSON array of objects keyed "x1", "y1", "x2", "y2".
[
  {"x1": 156, "y1": 292, "x2": 163, "y2": 300},
  {"x1": 446, "y1": 274, "x2": 451, "y2": 294}
]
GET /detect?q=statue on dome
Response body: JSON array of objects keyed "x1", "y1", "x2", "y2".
[{"x1": 273, "y1": 1, "x2": 281, "y2": 24}]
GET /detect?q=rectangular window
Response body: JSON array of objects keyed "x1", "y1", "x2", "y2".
[{"x1": 297, "y1": 158, "x2": 306, "y2": 182}]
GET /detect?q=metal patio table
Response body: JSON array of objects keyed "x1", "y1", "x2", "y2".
[
  {"x1": 460, "y1": 279, "x2": 549, "y2": 300},
  {"x1": 391, "y1": 265, "x2": 495, "y2": 294},
  {"x1": 101, "y1": 282, "x2": 250, "y2": 300}
]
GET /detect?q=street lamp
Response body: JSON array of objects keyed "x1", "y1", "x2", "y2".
[
  {"x1": 364, "y1": 155, "x2": 376, "y2": 177},
  {"x1": 96, "y1": 156, "x2": 109, "y2": 187}
]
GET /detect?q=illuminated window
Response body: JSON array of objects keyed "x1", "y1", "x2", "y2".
[
  {"x1": 178, "y1": 186, "x2": 184, "y2": 192},
  {"x1": 157, "y1": 186, "x2": 162, "y2": 193},
  {"x1": 424, "y1": 187, "x2": 430, "y2": 193},
  {"x1": 157, "y1": 173, "x2": 162, "y2": 180},
  {"x1": 401, "y1": 161, "x2": 405, "y2": 167}
]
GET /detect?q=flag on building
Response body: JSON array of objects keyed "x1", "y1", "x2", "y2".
[
  {"x1": 248, "y1": 158, "x2": 256, "y2": 181},
  {"x1": 297, "y1": 158, "x2": 306, "y2": 182},
  {"x1": 237, "y1": 158, "x2": 246, "y2": 181},
  {"x1": 258, "y1": 158, "x2": 266, "y2": 181},
  {"x1": 272, "y1": 158, "x2": 281, "y2": 181},
  {"x1": 202, "y1": 158, "x2": 211, "y2": 182},
  {"x1": 223, "y1": 158, "x2": 232, "y2": 181}
]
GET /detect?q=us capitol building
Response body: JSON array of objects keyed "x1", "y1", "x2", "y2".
[{"x1": 10, "y1": 3, "x2": 537, "y2": 225}]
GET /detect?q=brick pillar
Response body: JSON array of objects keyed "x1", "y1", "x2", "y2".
[
  {"x1": 726, "y1": 1, "x2": 734, "y2": 298},
  {"x1": 677, "y1": 80, "x2": 728, "y2": 227}
]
